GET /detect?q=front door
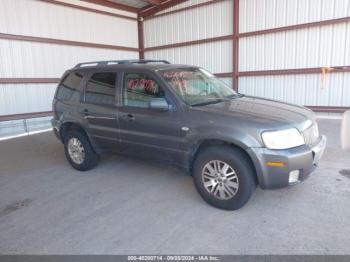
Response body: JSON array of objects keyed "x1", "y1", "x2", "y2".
[{"x1": 118, "y1": 71, "x2": 184, "y2": 165}]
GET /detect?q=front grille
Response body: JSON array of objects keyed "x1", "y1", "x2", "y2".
[{"x1": 303, "y1": 123, "x2": 319, "y2": 146}]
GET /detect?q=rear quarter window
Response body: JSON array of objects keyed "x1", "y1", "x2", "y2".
[{"x1": 56, "y1": 72, "x2": 83, "y2": 101}]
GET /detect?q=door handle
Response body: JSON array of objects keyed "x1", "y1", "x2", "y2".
[
  {"x1": 123, "y1": 113, "x2": 135, "y2": 121},
  {"x1": 80, "y1": 109, "x2": 89, "y2": 115}
]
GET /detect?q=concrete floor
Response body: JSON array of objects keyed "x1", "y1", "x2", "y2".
[{"x1": 0, "y1": 119, "x2": 349, "y2": 255}]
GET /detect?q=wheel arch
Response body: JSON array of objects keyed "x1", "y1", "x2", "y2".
[
  {"x1": 59, "y1": 122, "x2": 86, "y2": 141},
  {"x1": 59, "y1": 122, "x2": 100, "y2": 154},
  {"x1": 189, "y1": 138, "x2": 259, "y2": 185}
]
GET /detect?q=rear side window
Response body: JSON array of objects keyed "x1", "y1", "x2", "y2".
[
  {"x1": 123, "y1": 73, "x2": 164, "y2": 108},
  {"x1": 85, "y1": 72, "x2": 117, "y2": 105},
  {"x1": 56, "y1": 72, "x2": 83, "y2": 101}
]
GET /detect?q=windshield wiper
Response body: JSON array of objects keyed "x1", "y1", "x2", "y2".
[
  {"x1": 225, "y1": 93, "x2": 244, "y2": 99},
  {"x1": 190, "y1": 93, "x2": 244, "y2": 106},
  {"x1": 190, "y1": 99, "x2": 224, "y2": 107}
]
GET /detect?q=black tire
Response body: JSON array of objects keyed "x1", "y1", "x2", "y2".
[
  {"x1": 192, "y1": 145, "x2": 256, "y2": 210},
  {"x1": 64, "y1": 129, "x2": 99, "y2": 171}
]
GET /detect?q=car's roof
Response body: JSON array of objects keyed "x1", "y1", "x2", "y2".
[{"x1": 70, "y1": 63, "x2": 197, "y2": 73}]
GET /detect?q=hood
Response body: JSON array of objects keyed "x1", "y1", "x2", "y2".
[{"x1": 190, "y1": 96, "x2": 314, "y2": 129}]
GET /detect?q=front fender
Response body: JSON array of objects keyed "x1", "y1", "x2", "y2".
[
  {"x1": 180, "y1": 124, "x2": 262, "y2": 171},
  {"x1": 185, "y1": 124, "x2": 262, "y2": 151}
]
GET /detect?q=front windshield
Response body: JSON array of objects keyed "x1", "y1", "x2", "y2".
[{"x1": 158, "y1": 68, "x2": 238, "y2": 106}]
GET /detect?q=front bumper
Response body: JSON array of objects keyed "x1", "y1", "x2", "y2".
[
  {"x1": 51, "y1": 118, "x2": 61, "y2": 141},
  {"x1": 247, "y1": 135, "x2": 327, "y2": 189}
]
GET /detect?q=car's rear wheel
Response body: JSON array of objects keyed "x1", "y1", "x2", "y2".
[
  {"x1": 193, "y1": 145, "x2": 256, "y2": 210},
  {"x1": 64, "y1": 130, "x2": 99, "y2": 171}
]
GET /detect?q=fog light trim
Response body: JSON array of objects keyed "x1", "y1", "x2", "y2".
[{"x1": 289, "y1": 170, "x2": 300, "y2": 184}]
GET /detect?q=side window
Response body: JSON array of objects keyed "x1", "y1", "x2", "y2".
[
  {"x1": 85, "y1": 72, "x2": 117, "y2": 105},
  {"x1": 56, "y1": 72, "x2": 83, "y2": 101},
  {"x1": 123, "y1": 73, "x2": 164, "y2": 108}
]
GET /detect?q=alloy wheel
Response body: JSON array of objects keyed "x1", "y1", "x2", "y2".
[
  {"x1": 201, "y1": 160, "x2": 239, "y2": 200},
  {"x1": 67, "y1": 137, "x2": 85, "y2": 164}
]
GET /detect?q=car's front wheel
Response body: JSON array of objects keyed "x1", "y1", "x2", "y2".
[
  {"x1": 193, "y1": 145, "x2": 256, "y2": 210},
  {"x1": 64, "y1": 130, "x2": 99, "y2": 171}
]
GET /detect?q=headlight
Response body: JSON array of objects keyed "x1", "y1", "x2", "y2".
[{"x1": 262, "y1": 128, "x2": 305, "y2": 149}]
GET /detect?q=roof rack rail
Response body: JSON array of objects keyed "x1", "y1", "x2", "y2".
[{"x1": 74, "y1": 59, "x2": 171, "y2": 68}]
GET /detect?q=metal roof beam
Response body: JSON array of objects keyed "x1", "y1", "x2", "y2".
[
  {"x1": 80, "y1": 0, "x2": 139, "y2": 13},
  {"x1": 143, "y1": 0, "x2": 162, "y2": 5},
  {"x1": 140, "y1": 0, "x2": 188, "y2": 18}
]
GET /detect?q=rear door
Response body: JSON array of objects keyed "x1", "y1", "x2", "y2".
[
  {"x1": 79, "y1": 71, "x2": 120, "y2": 152},
  {"x1": 117, "y1": 70, "x2": 184, "y2": 164}
]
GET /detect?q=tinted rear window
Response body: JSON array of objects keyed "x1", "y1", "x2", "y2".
[
  {"x1": 56, "y1": 72, "x2": 83, "y2": 101},
  {"x1": 85, "y1": 72, "x2": 116, "y2": 105}
]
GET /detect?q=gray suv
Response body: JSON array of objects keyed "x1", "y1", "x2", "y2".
[{"x1": 52, "y1": 59, "x2": 327, "y2": 210}]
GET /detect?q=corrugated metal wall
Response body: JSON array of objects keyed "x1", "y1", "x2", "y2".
[
  {"x1": 239, "y1": 23, "x2": 350, "y2": 71},
  {"x1": 239, "y1": 73, "x2": 350, "y2": 107},
  {"x1": 0, "y1": 40, "x2": 137, "y2": 79},
  {"x1": 145, "y1": 41, "x2": 232, "y2": 74},
  {"x1": 144, "y1": 0, "x2": 233, "y2": 74},
  {"x1": 0, "y1": 0, "x2": 138, "y2": 47},
  {"x1": 239, "y1": 0, "x2": 350, "y2": 108},
  {"x1": 0, "y1": 0, "x2": 138, "y2": 137},
  {"x1": 144, "y1": 0, "x2": 350, "y2": 110},
  {"x1": 239, "y1": 0, "x2": 350, "y2": 32},
  {"x1": 144, "y1": 0, "x2": 232, "y2": 46}
]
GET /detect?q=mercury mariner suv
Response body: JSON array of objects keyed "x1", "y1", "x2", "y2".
[{"x1": 52, "y1": 59, "x2": 327, "y2": 210}]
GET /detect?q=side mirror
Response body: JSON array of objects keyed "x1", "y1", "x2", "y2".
[{"x1": 149, "y1": 97, "x2": 170, "y2": 111}]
